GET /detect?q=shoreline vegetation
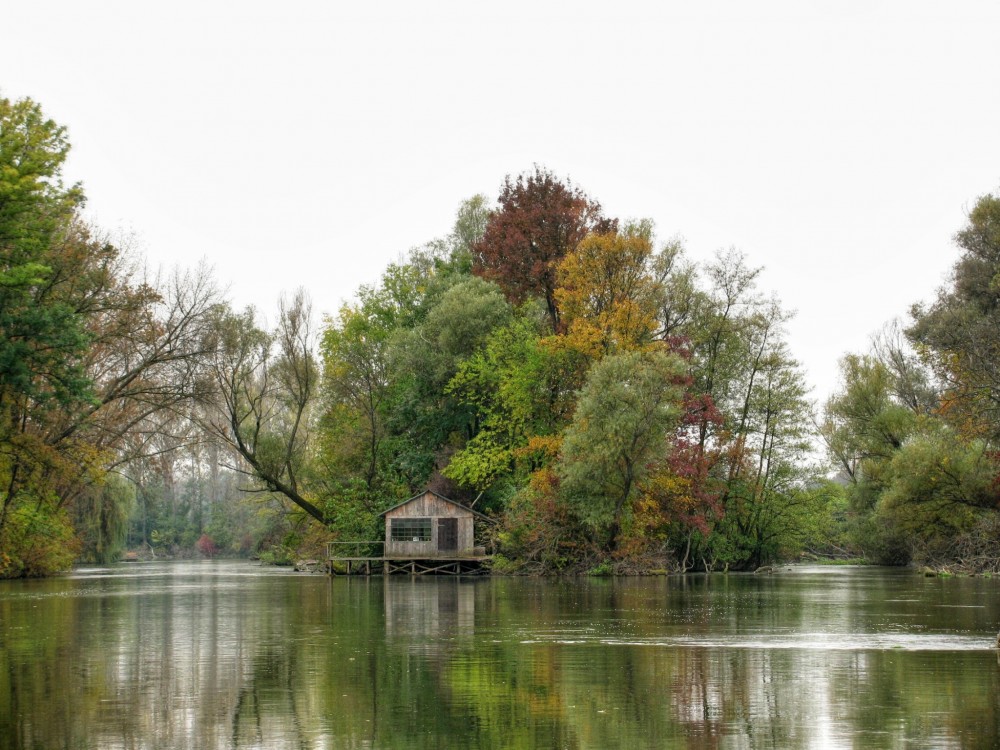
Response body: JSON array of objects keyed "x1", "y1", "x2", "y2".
[{"x1": 3, "y1": 95, "x2": 1000, "y2": 580}]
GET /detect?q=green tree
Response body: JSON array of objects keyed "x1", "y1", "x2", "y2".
[
  {"x1": 558, "y1": 350, "x2": 686, "y2": 553},
  {"x1": 320, "y1": 302, "x2": 392, "y2": 491},
  {"x1": 206, "y1": 291, "x2": 326, "y2": 524},
  {"x1": 0, "y1": 97, "x2": 90, "y2": 547},
  {"x1": 74, "y1": 474, "x2": 136, "y2": 564},
  {"x1": 711, "y1": 342, "x2": 815, "y2": 568},
  {"x1": 651, "y1": 239, "x2": 704, "y2": 342},
  {"x1": 909, "y1": 191, "x2": 1000, "y2": 439},
  {"x1": 386, "y1": 276, "x2": 513, "y2": 490},
  {"x1": 821, "y1": 342, "x2": 936, "y2": 563},
  {"x1": 438, "y1": 194, "x2": 491, "y2": 273},
  {"x1": 676, "y1": 250, "x2": 821, "y2": 569},
  {"x1": 881, "y1": 427, "x2": 998, "y2": 543},
  {"x1": 0, "y1": 98, "x2": 223, "y2": 575},
  {"x1": 822, "y1": 354, "x2": 920, "y2": 499},
  {"x1": 0, "y1": 96, "x2": 85, "y2": 397},
  {"x1": 443, "y1": 310, "x2": 562, "y2": 495},
  {"x1": 316, "y1": 211, "x2": 489, "y2": 517}
]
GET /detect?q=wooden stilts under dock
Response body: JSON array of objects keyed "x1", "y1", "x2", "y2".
[
  {"x1": 326, "y1": 543, "x2": 491, "y2": 576},
  {"x1": 327, "y1": 541, "x2": 490, "y2": 575}
]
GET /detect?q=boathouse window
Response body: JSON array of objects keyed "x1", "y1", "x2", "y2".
[{"x1": 391, "y1": 518, "x2": 432, "y2": 542}]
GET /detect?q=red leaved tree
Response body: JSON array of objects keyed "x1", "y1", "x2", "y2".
[
  {"x1": 472, "y1": 165, "x2": 616, "y2": 332},
  {"x1": 196, "y1": 534, "x2": 219, "y2": 558}
]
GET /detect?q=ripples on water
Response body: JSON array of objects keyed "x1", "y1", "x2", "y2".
[
  {"x1": 0, "y1": 562, "x2": 998, "y2": 749},
  {"x1": 529, "y1": 633, "x2": 992, "y2": 651}
]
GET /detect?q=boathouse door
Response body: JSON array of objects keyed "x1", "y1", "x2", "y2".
[{"x1": 438, "y1": 518, "x2": 458, "y2": 552}]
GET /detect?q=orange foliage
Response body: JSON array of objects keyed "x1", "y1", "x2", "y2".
[
  {"x1": 514, "y1": 434, "x2": 563, "y2": 466},
  {"x1": 555, "y1": 230, "x2": 661, "y2": 356}
]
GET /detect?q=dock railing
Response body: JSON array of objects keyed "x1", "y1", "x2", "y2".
[
  {"x1": 326, "y1": 539, "x2": 492, "y2": 575},
  {"x1": 326, "y1": 540, "x2": 385, "y2": 560}
]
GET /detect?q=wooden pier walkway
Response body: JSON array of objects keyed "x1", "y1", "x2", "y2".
[{"x1": 326, "y1": 541, "x2": 491, "y2": 576}]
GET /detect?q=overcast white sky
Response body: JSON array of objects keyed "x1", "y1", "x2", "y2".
[{"x1": 3, "y1": 1, "x2": 999, "y2": 407}]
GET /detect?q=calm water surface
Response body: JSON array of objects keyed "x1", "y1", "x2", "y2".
[{"x1": 1, "y1": 562, "x2": 998, "y2": 749}]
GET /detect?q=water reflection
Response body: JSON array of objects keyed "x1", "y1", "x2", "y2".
[
  {"x1": 0, "y1": 563, "x2": 998, "y2": 749},
  {"x1": 385, "y1": 577, "x2": 476, "y2": 644}
]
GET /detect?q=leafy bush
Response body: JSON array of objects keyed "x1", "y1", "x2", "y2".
[
  {"x1": 258, "y1": 546, "x2": 295, "y2": 566},
  {"x1": 196, "y1": 534, "x2": 219, "y2": 558},
  {"x1": 586, "y1": 561, "x2": 613, "y2": 577},
  {"x1": 0, "y1": 504, "x2": 80, "y2": 578}
]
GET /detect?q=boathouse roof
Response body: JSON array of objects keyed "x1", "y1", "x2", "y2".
[{"x1": 378, "y1": 489, "x2": 495, "y2": 523}]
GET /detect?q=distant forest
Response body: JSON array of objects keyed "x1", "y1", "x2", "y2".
[{"x1": 2, "y1": 95, "x2": 999, "y2": 578}]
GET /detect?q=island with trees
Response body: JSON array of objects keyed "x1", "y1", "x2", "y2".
[{"x1": 2, "y1": 95, "x2": 998, "y2": 578}]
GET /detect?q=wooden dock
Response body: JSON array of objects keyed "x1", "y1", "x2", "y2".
[{"x1": 326, "y1": 541, "x2": 491, "y2": 576}]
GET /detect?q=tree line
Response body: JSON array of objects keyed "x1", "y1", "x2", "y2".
[
  {"x1": 822, "y1": 193, "x2": 1000, "y2": 572},
  {"x1": 0, "y1": 97, "x2": 313, "y2": 575},
  {"x1": 2, "y1": 94, "x2": 997, "y2": 576}
]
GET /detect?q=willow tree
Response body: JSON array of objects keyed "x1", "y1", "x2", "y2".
[{"x1": 558, "y1": 349, "x2": 686, "y2": 553}]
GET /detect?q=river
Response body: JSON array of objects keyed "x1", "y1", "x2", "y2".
[{"x1": 1, "y1": 561, "x2": 998, "y2": 749}]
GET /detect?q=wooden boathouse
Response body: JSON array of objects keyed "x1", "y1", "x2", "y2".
[{"x1": 327, "y1": 490, "x2": 493, "y2": 575}]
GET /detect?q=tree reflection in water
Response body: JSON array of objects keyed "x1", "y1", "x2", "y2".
[{"x1": 0, "y1": 562, "x2": 998, "y2": 749}]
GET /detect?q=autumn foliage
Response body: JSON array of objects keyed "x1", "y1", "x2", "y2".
[
  {"x1": 472, "y1": 165, "x2": 616, "y2": 331},
  {"x1": 2, "y1": 91, "x2": 838, "y2": 578},
  {"x1": 555, "y1": 224, "x2": 662, "y2": 356},
  {"x1": 196, "y1": 534, "x2": 219, "y2": 558}
]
